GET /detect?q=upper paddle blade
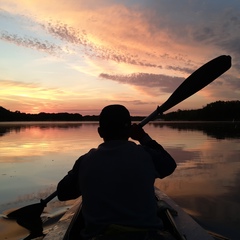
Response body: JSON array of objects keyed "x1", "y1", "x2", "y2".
[{"x1": 158, "y1": 55, "x2": 231, "y2": 114}]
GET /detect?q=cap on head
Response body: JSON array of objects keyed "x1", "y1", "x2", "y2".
[{"x1": 99, "y1": 104, "x2": 131, "y2": 139}]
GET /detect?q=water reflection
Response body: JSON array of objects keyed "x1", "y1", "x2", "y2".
[
  {"x1": 150, "y1": 121, "x2": 240, "y2": 139},
  {"x1": 1, "y1": 121, "x2": 240, "y2": 139},
  {"x1": 0, "y1": 122, "x2": 84, "y2": 137}
]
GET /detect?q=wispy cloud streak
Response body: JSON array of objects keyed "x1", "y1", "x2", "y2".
[
  {"x1": 99, "y1": 72, "x2": 184, "y2": 94},
  {"x1": 0, "y1": 31, "x2": 62, "y2": 55},
  {"x1": 0, "y1": 79, "x2": 69, "y2": 98},
  {"x1": 42, "y1": 21, "x2": 162, "y2": 68}
]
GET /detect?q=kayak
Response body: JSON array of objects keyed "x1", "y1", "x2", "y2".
[{"x1": 44, "y1": 187, "x2": 217, "y2": 240}]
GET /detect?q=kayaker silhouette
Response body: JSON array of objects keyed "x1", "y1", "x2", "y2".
[{"x1": 57, "y1": 104, "x2": 176, "y2": 240}]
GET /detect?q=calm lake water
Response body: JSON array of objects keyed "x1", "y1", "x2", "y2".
[{"x1": 0, "y1": 121, "x2": 239, "y2": 240}]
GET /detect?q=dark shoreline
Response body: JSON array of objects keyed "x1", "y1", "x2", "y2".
[{"x1": 1, "y1": 100, "x2": 240, "y2": 122}]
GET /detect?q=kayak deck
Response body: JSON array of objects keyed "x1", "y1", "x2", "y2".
[
  {"x1": 154, "y1": 188, "x2": 213, "y2": 240},
  {"x1": 44, "y1": 197, "x2": 82, "y2": 240},
  {"x1": 44, "y1": 188, "x2": 214, "y2": 240}
]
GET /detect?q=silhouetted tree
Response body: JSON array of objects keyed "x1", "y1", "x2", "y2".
[{"x1": 163, "y1": 101, "x2": 240, "y2": 121}]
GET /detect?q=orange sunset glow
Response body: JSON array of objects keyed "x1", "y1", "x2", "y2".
[{"x1": 0, "y1": 0, "x2": 239, "y2": 116}]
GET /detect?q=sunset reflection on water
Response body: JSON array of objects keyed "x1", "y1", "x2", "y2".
[{"x1": 0, "y1": 121, "x2": 239, "y2": 239}]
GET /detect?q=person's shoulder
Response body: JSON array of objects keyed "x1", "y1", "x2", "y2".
[
  {"x1": 85, "y1": 147, "x2": 98, "y2": 156},
  {"x1": 76, "y1": 148, "x2": 98, "y2": 161}
]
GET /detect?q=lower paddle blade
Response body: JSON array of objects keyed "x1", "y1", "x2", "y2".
[
  {"x1": 7, "y1": 202, "x2": 45, "y2": 238},
  {"x1": 17, "y1": 216, "x2": 44, "y2": 234},
  {"x1": 7, "y1": 191, "x2": 57, "y2": 219},
  {"x1": 7, "y1": 202, "x2": 45, "y2": 219}
]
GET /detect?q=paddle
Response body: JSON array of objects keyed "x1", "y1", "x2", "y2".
[
  {"x1": 6, "y1": 54, "x2": 231, "y2": 237},
  {"x1": 139, "y1": 55, "x2": 231, "y2": 127},
  {"x1": 7, "y1": 191, "x2": 57, "y2": 239},
  {"x1": 7, "y1": 191, "x2": 57, "y2": 219}
]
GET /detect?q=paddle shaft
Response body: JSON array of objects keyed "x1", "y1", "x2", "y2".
[
  {"x1": 139, "y1": 55, "x2": 231, "y2": 127},
  {"x1": 41, "y1": 190, "x2": 58, "y2": 205}
]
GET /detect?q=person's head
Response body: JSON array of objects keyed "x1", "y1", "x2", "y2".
[{"x1": 98, "y1": 104, "x2": 131, "y2": 141}]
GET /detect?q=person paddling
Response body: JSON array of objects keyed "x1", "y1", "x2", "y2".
[{"x1": 57, "y1": 104, "x2": 177, "y2": 240}]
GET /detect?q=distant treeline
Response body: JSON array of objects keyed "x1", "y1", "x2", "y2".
[
  {"x1": 0, "y1": 107, "x2": 84, "y2": 121},
  {"x1": 163, "y1": 100, "x2": 240, "y2": 121},
  {"x1": 0, "y1": 100, "x2": 239, "y2": 122},
  {"x1": 0, "y1": 106, "x2": 144, "y2": 122}
]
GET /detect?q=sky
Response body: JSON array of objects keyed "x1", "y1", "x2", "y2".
[{"x1": 0, "y1": 0, "x2": 239, "y2": 116}]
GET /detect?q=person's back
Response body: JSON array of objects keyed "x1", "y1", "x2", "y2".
[
  {"x1": 79, "y1": 140, "x2": 161, "y2": 233},
  {"x1": 57, "y1": 105, "x2": 176, "y2": 239}
]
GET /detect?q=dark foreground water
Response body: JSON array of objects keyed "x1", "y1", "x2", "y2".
[{"x1": 0, "y1": 121, "x2": 239, "y2": 239}]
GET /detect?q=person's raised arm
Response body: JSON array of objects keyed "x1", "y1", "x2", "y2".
[{"x1": 130, "y1": 124, "x2": 176, "y2": 178}]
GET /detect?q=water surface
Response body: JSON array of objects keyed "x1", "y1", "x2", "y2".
[{"x1": 0, "y1": 121, "x2": 239, "y2": 239}]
